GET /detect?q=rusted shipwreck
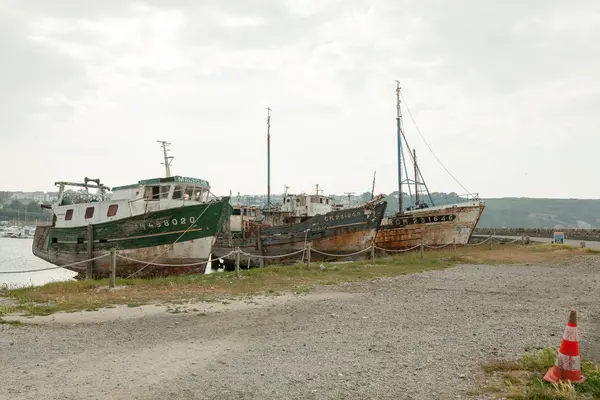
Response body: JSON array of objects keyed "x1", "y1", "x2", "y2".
[
  {"x1": 212, "y1": 192, "x2": 387, "y2": 269},
  {"x1": 374, "y1": 82, "x2": 485, "y2": 252},
  {"x1": 32, "y1": 143, "x2": 231, "y2": 279}
]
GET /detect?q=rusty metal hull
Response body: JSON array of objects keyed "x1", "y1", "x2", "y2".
[
  {"x1": 375, "y1": 202, "x2": 485, "y2": 251},
  {"x1": 213, "y1": 201, "x2": 387, "y2": 269}
]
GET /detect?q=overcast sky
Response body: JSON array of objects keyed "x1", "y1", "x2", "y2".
[{"x1": 1, "y1": 0, "x2": 598, "y2": 199}]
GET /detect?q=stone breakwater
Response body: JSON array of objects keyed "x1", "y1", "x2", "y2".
[{"x1": 474, "y1": 228, "x2": 600, "y2": 242}]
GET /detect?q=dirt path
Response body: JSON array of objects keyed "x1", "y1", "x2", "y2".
[{"x1": 2, "y1": 257, "x2": 599, "y2": 400}]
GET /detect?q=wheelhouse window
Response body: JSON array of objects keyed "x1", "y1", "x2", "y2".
[
  {"x1": 193, "y1": 188, "x2": 202, "y2": 201},
  {"x1": 65, "y1": 209, "x2": 73, "y2": 221},
  {"x1": 173, "y1": 185, "x2": 185, "y2": 200},
  {"x1": 85, "y1": 207, "x2": 95, "y2": 219},
  {"x1": 160, "y1": 185, "x2": 171, "y2": 199},
  {"x1": 107, "y1": 204, "x2": 118, "y2": 217},
  {"x1": 144, "y1": 186, "x2": 160, "y2": 201},
  {"x1": 184, "y1": 186, "x2": 195, "y2": 200}
]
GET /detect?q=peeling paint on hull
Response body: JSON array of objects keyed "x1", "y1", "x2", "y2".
[
  {"x1": 375, "y1": 202, "x2": 485, "y2": 251},
  {"x1": 32, "y1": 199, "x2": 232, "y2": 278},
  {"x1": 213, "y1": 202, "x2": 387, "y2": 268},
  {"x1": 34, "y1": 237, "x2": 214, "y2": 279}
]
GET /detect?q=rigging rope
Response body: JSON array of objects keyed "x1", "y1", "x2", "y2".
[
  {"x1": 0, "y1": 253, "x2": 110, "y2": 274},
  {"x1": 125, "y1": 202, "x2": 215, "y2": 279},
  {"x1": 399, "y1": 90, "x2": 472, "y2": 196}
]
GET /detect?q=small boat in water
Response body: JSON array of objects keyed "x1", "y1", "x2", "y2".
[
  {"x1": 1, "y1": 226, "x2": 33, "y2": 238},
  {"x1": 374, "y1": 82, "x2": 485, "y2": 251},
  {"x1": 32, "y1": 142, "x2": 231, "y2": 279}
]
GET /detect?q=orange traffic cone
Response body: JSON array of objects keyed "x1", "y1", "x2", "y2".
[{"x1": 543, "y1": 309, "x2": 585, "y2": 383}]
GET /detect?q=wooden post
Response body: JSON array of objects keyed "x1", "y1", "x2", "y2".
[
  {"x1": 256, "y1": 227, "x2": 265, "y2": 268},
  {"x1": 247, "y1": 256, "x2": 251, "y2": 269},
  {"x1": 452, "y1": 238, "x2": 456, "y2": 252},
  {"x1": 420, "y1": 237, "x2": 424, "y2": 260},
  {"x1": 306, "y1": 243, "x2": 311, "y2": 270},
  {"x1": 109, "y1": 248, "x2": 116, "y2": 288},
  {"x1": 86, "y1": 224, "x2": 94, "y2": 280},
  {"x1": 235, "y1": 248, "x2": 240, "y2": 277},
  {"x1": 370, "y1": 245, "x2": 375, "y2": 265},
  {"x1": 488, "y1": 234, "x2": 493, "y2": 250}
]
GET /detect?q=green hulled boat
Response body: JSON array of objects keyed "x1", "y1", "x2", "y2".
[{"x1": 32, "y1": 144, "x2": 231, "y2": 278}]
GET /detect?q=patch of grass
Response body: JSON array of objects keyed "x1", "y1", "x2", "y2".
[
  {"x1": 481, "y1": 348, "x2": 600, "y2": 399},
  {"x1": 483, "y1": 360, "x2": 523, "y2": 374},
  {"x1": 0, "y1": 318, "x2": 23, "y2": 327},
  {"x1": 522, "y1": 348, "x2": 557, "y2": 371},
  {"x1": 533, "y1": 243, "x2": 576, "y2": 250},
  {"x1": 581, "y1": 247, "x2": 600, "y2": 254},
  {"x1": 0, "y1": 245, "x2": 592, "y2": 316}
]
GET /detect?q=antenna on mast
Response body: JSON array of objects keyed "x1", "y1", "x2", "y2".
[
  {"x1": 284, "y1": 185, "x2": 290, "y2": 196},
  {"x1": 395, "y1": 80, "x2": 403, "y2": 214},
  {"x1": 157, "y1": 140, "x2": 173, "y2": 177},
  {"x1": 315, "y1": 184, "x2": 322, "y2": 196},
  {"x1": 371, "y1": 170, "x2": 376, "y2": 200},
  {"x1": 266, "y1": 106, "x2": 272, "y2": 208},
  {"x1": 344, "y1": 192, "x2": 355, "y2": 207}
]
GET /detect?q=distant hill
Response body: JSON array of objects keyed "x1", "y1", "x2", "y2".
[
  {"x1": 228, "y1": 192, "x2": 600, "y2": 229},
  {"x1": 476, "y1": 198, "x2": 600, "y2": 229},
  {"x1": 379, "y1": 194, "x2": 600, "y2": 229}
]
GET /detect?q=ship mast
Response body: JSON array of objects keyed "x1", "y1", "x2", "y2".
[
  {"x1": 266, "y1": 106, "x2": 272, "y2": 208},
  {"x1": 157, "y1": 140, "x2": 173, "y2": 177},
  {"x1": 395, "y1": 81, "x2": 403, "y2": 213}
]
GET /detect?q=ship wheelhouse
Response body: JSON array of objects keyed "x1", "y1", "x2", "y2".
[{"x1": 51, "y1": 176, "x2": 213, "y2": 228}]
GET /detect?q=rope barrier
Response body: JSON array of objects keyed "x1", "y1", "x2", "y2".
[
  {"x1": 3, "y1": 235, "x2": 535, "y2": 276},
  {"x1": 424, "y1": 243, "x2": 452, "y2": 249},
  {"x1": 464, "y1": 238, "x2": 490, "y2": 246},
  {"x1": 0, "y1": 253, "x2": 110, "y2": 274},
  {"x1": 116, "y1": 253, "x2": 234, "y2": 268},
  {"x1": 188, "y1": 251, "x2": 236, "y2": 273},
  {"x1": 238, "y1": 248, "x2": 306, "y2": 259},
  {"x1": 374, "y1": 244, "x2": 421, "y2": 253},
  {"x1": 310, "y1": 247, "x2": 373, "y2": 258}
]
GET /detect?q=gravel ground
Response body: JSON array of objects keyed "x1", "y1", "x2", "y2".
[{"x1": 2, "y1": 256, "x2": 600, "y2": 400}]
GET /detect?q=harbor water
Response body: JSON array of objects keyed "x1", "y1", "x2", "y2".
[{"x1": 0, "y1": 238, "x2": 76, "y2": 288}]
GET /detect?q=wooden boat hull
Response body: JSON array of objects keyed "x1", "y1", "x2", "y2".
[
  {"x1": 212, "y1": 201, "x2": 387, "y2": 269},
  {"x1": 375, "y1": 202, "x2": 485, "y2": 251},
  {"x1": 32, "y1": 198, "x2": 232, "y2": 278}
]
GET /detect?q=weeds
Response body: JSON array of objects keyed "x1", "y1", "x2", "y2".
[
  {"x1": 482, "y1": 348, "x2": 600, "y2": 399},
  {"x1": 0, "y1": 318, "x2": 23, "y2": 327}
]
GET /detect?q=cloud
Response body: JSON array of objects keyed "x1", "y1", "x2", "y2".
[
  {"x1": 0, "y1": 6, "x2": 86, "y2": 137},
  {"x1": 0, "y1": 0, "x2": 599, "y2": 199}
]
